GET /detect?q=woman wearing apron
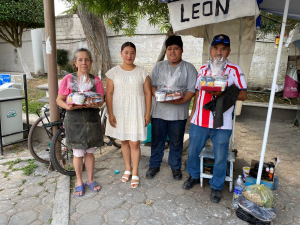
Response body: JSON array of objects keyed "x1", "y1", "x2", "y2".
[{"x1": 56, "y1": 48, "x2": 105, "y2": 197}]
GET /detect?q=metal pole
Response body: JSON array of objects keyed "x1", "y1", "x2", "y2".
[
  {"x1": 23, "y1": 74, "x2": 29, "y2": 135},
  {"x1": 256, "y1": 0, "x2": 290, "y2": 184},
  {"x1": 230, "y1": 18, "x2": 243, "y2": 150},
  {"x1": 43, "y1": 0, "x2": 60, "y2": 130}
]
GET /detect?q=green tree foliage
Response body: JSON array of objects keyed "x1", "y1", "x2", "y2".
[
  {"x1": 57, "y1": 49, "x2": 69, "y2": 67},
  {"x1": 260, "y1": 11, "x2": 300, "y2": 37},
  {"x1": 0, "y1": 0, "x2": 44, "y2": 47},
  {"x1": 66, "y1": 0, "x2": 170, "y2": 35}
]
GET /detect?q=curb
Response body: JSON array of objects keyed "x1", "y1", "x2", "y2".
[
  {"x1": 52, "y1": 175, "x2": 70, "y2": 225},
  {"x1": 52, "y1": 138, "x2": 190, "y2": 224}
]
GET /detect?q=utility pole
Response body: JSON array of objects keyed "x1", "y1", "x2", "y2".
[{"x1": 43, "y1": 0, "x2": 60, "y2": 128}]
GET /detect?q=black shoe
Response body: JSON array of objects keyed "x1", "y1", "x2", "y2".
[
  {"x1": 182, "y1": 175, "x2": 200, "y2": 190},
  {"x1": 146, "y1": 167, "x2": 160, "y2": 179},
  {"x1": 172, "y1": 169, "x2": 182, "y2": 180},
  {"x1": 210, "y1": 189, "x2": 222, "y2": 203}
]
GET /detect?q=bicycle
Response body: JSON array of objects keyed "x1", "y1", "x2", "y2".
[
  {"x1": 49, "y1": 102, "x2": 121, "y2": 176},
  {"x1": 28, "y1": 101, "x2": 121, "y2": 176},
  {"x1": 28, "y1": 106, "x2": 65, "y2": 164}
]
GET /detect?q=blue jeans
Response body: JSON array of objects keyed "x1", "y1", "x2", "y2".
[
  {"x1": 149, "y1": 118, "x2": 187, "y2": 170},
  {"x1": 186, "y1": 124, "x2": 232, "y2": 190}
]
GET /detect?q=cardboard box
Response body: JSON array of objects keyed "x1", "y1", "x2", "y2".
[
  {"x1": 249, "y1": 160, "x2": 275, "y2": 182},
  {"x1": 245, "y1": 175, "x2": 274, "y2": 190}
]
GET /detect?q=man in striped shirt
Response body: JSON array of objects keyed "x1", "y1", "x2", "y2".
[{"x1": 182, "y1": 34, "x2": 247, "y2": 203}]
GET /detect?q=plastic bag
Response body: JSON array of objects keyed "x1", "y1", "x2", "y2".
[
  {"x1": 84, "y1": 92, "x2": 102, "y2": 104},
  {"x1": 238, "y1": 196, "x2": 276, "y2": 222},
  {"x1": 66, "y1": 74, "x2": 102, "y2": 105},
  {"x1": 283, "y1": 61, "x2": 300, "y2": 98},
  {"x1": 210, "y1": 56, "x2": 226, "y2": 76},
  {"x1": 68, "y1": 74, "x2": 93, "y2": 92},
  {"x1": 199, "y1": 57, "x2": 228, "y2": 92},
  {"x1": 155, "y1": 63, "x2": 184, "y2": 102},
  {"x1": 242, "y1": 184, "x2": 276, "y2": 208}
]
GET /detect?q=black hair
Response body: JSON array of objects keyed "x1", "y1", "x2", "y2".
[
  {"x1": 165, "y1": 36, "x2": 183, "y2": 49},
  {"x1": 121, "y1": 42, "x2": 136, "y2": 52},
  {"x1": 73, "y1": 48, "x2": 92, "y2": 61}
]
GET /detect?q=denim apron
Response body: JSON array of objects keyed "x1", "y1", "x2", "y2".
[{"x1": 64, "y1": 73, "x2": 103, "y2": 150}]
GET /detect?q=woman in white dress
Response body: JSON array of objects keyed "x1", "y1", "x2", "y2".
[{"x1": 105, "y1": 42, "x2": 152, "y2": 188}]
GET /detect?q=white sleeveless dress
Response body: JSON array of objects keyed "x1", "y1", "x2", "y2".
[{"x1": 105, "y1": 65, "x2": 149, "y2": 141}]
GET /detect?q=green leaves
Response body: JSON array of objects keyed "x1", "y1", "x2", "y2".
[
  {"x1": 69, "y1": 0, "x2": 170, "y2": 36},
  {"x1": 260, "y1": 11, "x2": 300, "y2": 36},
  {"x1": 0, "y1": 0, "x2": 44, "y2": 28}
]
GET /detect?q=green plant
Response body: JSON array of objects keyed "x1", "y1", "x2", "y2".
[
  {"x1": 48, "y1": 218, "x2": 53, "y2": 224},
  {"x1": 0, "y1": 0, "x2": 44, "y2": 78},
  {"x1": 260, "y1": 11, "x2": 300, "y2": 37},
  {"x1": 26, "y1": 159, "x2": 36, "y2": 163},
  {"x1": 15, "y1": 148, "x2": 25, "y2": 154},
  {"x1": 64, "y1": 63, "x2": 75, "y2": 73},
  {"x1": 18, "y1": 189, "x2": 23, "y2": 196},
  {"x1": 38, "y1": 182, "x2": 44, "y2": 186},
  {"x1": 57, "y1": 49, "x2": 69, "y2": 67},
  {"x1": 4, "y1": 158, "x2": 22, "y2": 169},
  {"x1": 2, "y1": 171, "x2": 9, "y2": 178},
  {"x1": 12, "y1": 159, "x2": 37, "y2": 176},
  {"x1": 67, "y1": 0, "x2": 170, "y2": 36},
  {"x1": 65, "y1": 165, "x2": 74, "y2": 171}
]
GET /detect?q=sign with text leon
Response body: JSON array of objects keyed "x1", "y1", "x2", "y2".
[{"x1": 168, "y1": 0, "x2": 259, "y2": 32}]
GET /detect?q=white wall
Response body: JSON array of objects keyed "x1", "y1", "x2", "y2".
[
  {"x1": 0, "y1": 14, "x2": 298, "y2": 88},
  {"x1": 0, "y1": 31, "x2": 34, "y2": 73}
]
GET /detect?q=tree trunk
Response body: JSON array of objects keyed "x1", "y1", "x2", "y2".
[
  {"x1": 17, "y1": 47, "x2": 33, "y2": 79},
  {"x1": 76, "y1": 5, "x2": 112, "y2": 77},
  {"x1": 156, "y1": 27, "x2": 174, "y2": 63}
]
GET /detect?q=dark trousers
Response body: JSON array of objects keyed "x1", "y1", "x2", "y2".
[{"x1": 149, "y1": 118, "x2": 187, "y2": 170}]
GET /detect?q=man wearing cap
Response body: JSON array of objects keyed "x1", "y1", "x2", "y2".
[
  {"x1": 146, "y1": 35, "x2": 198, "y2": 180},
  {"x1": 182, "y1": 34, "x2": 247, "y2": 203}
]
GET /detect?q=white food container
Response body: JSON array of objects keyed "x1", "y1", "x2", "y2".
[
  {"x1": 72, "y1": 93, "x2": 85, "y2": 105},
  {"x1": 214, "y1": 79, "x2": 227, "y2": 91},
  {"x1": 155, "y1": 91, "x2": 166, "y2": 102}
]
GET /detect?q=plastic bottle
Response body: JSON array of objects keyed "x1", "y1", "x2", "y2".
[{"x1": 232, "y1": 175, "x2": 245, "y2": 208}]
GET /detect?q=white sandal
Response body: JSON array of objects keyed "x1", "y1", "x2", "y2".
[
  {"x1": 131, "y1": 176, "x2": 139, "y2": 188},
  {"x1": 121, "y1": 171, "x2": 132, "y2": 183}
]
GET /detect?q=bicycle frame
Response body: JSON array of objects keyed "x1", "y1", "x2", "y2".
[{"x1": 99, "y1": 102, "x2": 107, "y2": 125}]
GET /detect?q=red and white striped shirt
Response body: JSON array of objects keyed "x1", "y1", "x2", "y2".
[{"x1": 191, "y1": 61, "x2": 247, "y2": 130}]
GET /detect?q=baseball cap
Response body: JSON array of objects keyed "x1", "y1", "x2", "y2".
[{"x1": 211, "y1": 34, "x2": 230, "y2": 47}]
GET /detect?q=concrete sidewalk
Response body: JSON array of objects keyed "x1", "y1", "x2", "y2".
[
  {"x1": 0, "y1": 115, "x2": 300, "y2": 224},
  {"x1": 68, "y1": 116, "x2": 300, "y2": 225}
]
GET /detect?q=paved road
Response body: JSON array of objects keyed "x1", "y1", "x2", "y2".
[{"x1": 0, "y1": 115, "x2": 299, "y2": 224}]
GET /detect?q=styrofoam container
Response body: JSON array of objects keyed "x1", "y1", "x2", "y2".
[
  {"x1": 72, "y1": 93, "x2": 85, "y2": 105},
  {"x1": 214, "y1": 80, "x2": 227, "y2": 91},
  {"x1": 155, "y1": 91, "x2": 166, "y2": 102}
]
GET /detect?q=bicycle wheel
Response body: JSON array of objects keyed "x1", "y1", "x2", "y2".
[
  {"x1": 28, "y1": 116, "x2": 51, "y2": 164},
  {"x1": 101, "y1": 113, "x2": 121, "y2": 148},
  {"x1": 50, "y1": 127, "x2": 76, "y2": 176}
]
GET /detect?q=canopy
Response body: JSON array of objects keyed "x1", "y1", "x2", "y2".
[
  {"x1": 167, "y1": 0, "x2": 298, "y2": 184},
  {"x1": 169, "y1": 0, "x2": 260, "y2": 33},
  {"x1": 260, "y1": 0, "x2": 300, "y2": 20},
  {"x1": 168, "y1": 0, "x2": 259, "y2": 115},
  {"x1": 285, "y1": 24, "x2": 300, "y2": 50}
]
